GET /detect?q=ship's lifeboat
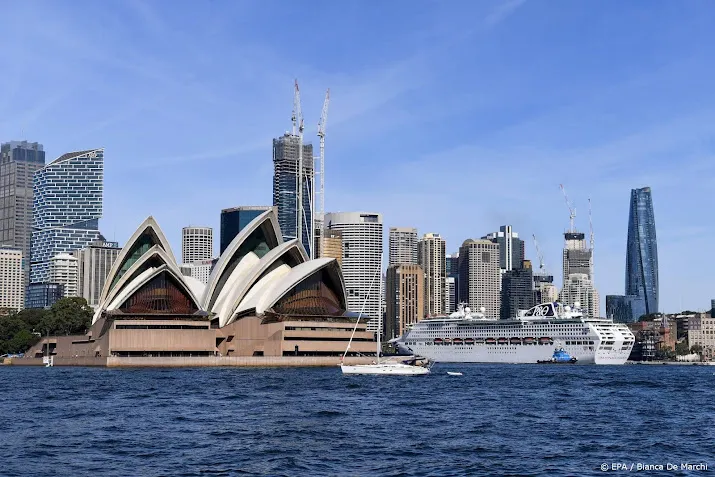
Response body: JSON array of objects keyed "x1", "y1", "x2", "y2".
[
  {"x1": 464, "y1": 338, "x2": 475, "y2": 345},
  {"x1": 497, "y1": 337, "x2": 508, "y2": 345},
  {"x1": 434, "y1": 338, "x2": 443, "y2": 345},
  {"x1": 485, "y1": 338, "x2": 496, "y2": 345},
  {"x1": 443, "y1": 338, "x2": 452, "y2": 345},
  {"x1": 453, "y1": 338, "x2": 463, "y2": 345},
  {"x1": 510, "y1": 337, "x2": 522, "y2": 345},
  {"x1": 474, "y1": 338, "x2": 485, "y2": 344},
  {"x1": 538, "y1": 337, "x2": 553, "y2": 345},
  {"x1": 524, "y1": 337, "x2": 536, "y2": 345}
]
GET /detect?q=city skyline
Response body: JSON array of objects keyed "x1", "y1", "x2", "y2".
[{"x1": 2, "y1": 1, "x2": 714, "y2": 312}]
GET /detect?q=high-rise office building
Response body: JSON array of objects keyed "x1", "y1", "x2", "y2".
[
  {"x1": 389, "y1": 227, "x2": 418, "y2": 266},
  {"x1": 560, "y1": 273, "x2": 600, "y2": 319},
  {"x1": 220, "y1": 206, "x2": 272, "y2": 254},
  {"x1": 182, "y1": 226, "x2": 213, "y2": 263},
  {"x1": 533, "y1": 274, "x2": 558, "y2": 305},
  {"x1": 562, "y1": 232, "x2": 592, "y2": 287},
  {"x1": 483, "y1": 225, "x2": 524, "y2": 271},
  {"x1": 320, "y1": 229, "x2": 343, "y2": 267},
  {"x1": 30, "y1": 149, "x2": 103, "y2": 284},
  {"x1": 180, "y1": 259, "x2": 215, "y2": 285},
  {"x1": 446, "y1": 253, "x2": 459, "y2": 312},
  {"x1": 385, "y1": 263, "x2": 424, "y2": 340},
  {"x1": 325, "y1": 212, "x2": 383, "y2": 331},
  {"x1": 500, "y1": 262, "x2": 535, "y2": 319},
  {"x1": 0, "y1": 247, "x2": 24, "y2": 311},
  {"x1": 49, "y1": 253, "x2": 79, "y2": 298},
  {"x1": 418, "y1": 233, "x2": 446, "y2": 317},
  {"x1": 605, "y1": 295, "x2": 646, "y2": 323},
  {"x1": 626, "y1": 187, "x2": 659, "y2": 315},
  {"x1": 73, "y1": 239, "x2": 121, "y2": 308},
  {"x1": 26, "y1": 283, "x2": 63, "y2": 309},
  {"x1": 273, "y1": 134, "x2": 314, "y2": 256},
  {"x1": 0, "y1": 141, "x2": 46, "y2": 290},
  {"x1": 458, "y1": 239, "x2": 500, "y2": 318},
  {"x1": 446, "y1": 276, "x2": 456, "y2": 314}
]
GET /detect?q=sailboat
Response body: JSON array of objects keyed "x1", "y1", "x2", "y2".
[{"x1": 340, "y1": 253, "x2": 431, "y2": 376}]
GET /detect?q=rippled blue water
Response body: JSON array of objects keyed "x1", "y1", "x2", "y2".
[{"x1": 1, "y1": 364, "x2": 713, "y2": 476}]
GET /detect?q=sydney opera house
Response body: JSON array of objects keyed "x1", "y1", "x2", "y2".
[{"x1": 27, "y1": 209, "x2": 375, "y2": 364}]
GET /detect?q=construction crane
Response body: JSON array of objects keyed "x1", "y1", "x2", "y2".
[
  {"x1": 559, "y1": 184, "x2": 576, "y2": 233},
  {"x1": 532, "y1": 234, "x2": 547, "y2": 275},
  {"x1": 315, "y1": 88, "x2": 330, "y2": 259},
  {"x1": 293, "y1": 79, "x2": 308, "y2": 257}
]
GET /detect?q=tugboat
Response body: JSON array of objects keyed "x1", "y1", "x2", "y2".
[{"x1": 537, "y1": 347, "x2": 578, "y2": 364}]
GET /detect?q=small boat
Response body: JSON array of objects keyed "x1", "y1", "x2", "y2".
[
  {"x1": 485, "y1": 338, "x2": 496, "y2": 345},
  {"x1": 453, "y1": 338, "x2": 463, "y2": 345},
  {"x1": 497, "y1": 337, "x2": 508, "y2": 345},
  {"x1": 537, "y1": 348, "x2": 578, "y2": 364},
  {"x1": 447, "y1": 372, "x2": 463, "y2": 376},
  {"x1": 509, "y1": 337, "x2": 522, "y2": 345},
  {"x1": 464, "y1": 338, "x2": 475, "y2": 345},
  {"x1": 434, "y1": 338, "x2": 443, "y2": 345},
  {"x1": 340, "y1": 252, "x2": 431, "y2": 376}
]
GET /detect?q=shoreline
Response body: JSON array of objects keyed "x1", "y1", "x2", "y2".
[{"x1": 1, "y1": 356, "x2": 376, "y2": 368}]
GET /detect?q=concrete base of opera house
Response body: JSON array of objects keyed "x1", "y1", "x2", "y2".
[{"x1": 4, "y1": 355, "x2": 378, "y2": 367}]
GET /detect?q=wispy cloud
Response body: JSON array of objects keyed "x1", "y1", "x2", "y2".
[{"x1": 485, "y1": 0, "x2": 527, "y2": 27}]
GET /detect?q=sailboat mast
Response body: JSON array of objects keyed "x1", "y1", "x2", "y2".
[{"x1": 342, "y1": 252, "x2": 383, "y2": 362}]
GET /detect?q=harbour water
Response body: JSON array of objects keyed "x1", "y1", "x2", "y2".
[{"x1": 1, "y1": 364, "x2": 713, "y2": 476}]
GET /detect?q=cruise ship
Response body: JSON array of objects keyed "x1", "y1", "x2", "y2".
[{"x1": 396, "y1": 302, "x2": 635, "y2": 365}]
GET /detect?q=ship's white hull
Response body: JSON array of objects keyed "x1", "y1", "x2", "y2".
[
  {"x1": 397, "y1": 342, "x2": 631, "y2": 365},
  {"x1": 340, "y1": 363, "x2": 431, "y2": 375}
]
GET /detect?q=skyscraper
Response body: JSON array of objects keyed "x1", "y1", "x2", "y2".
[
  {"x1": 446, "y1": 253, "x2": 459, "y2": 312},
  {"x1": 560, "y1": 273, "x2": 600, "y2": 319},
  {"x1": 484, "y1": 225, "x2": 524, "y2": 271},
  {"x1": 500, "y1": 262, "x2": 535, "y2": 319},
  {"x1": 50, "y1": 253, "x2": 79, "y2": 298},
  {"x1": 325, "y1": 212, "x2": 383, "y2": 331},
  {"x1": 389, "y1": 227, "x2": 418, "y2": 266},
  {"x1": 320, "y1": 229, "x2": 343, "y2": 267},
  {"x1": 626, "y1": 187, "x2": 659, "y2": 315},
  {"x1": 605, "y1": 294, "x2": 646, "y2": 323},
  {"x1": 182, "y1": 226, "x2": 213, "y2": 263},
  {"x1": 418, "y1": 233, "x2": 446, "y2": 317},
  {"x1": 74, "y1": 239, "x2": 121, "y2": 308},
  {"x1": 0, "y1": 141, "x2": 46, "y2": 289},
  {"x1": 31, "y1": 149, "x2": 104, "y2": 284},
  {"x1": 273, "y1": 134, "x2": 314, "y2": 256},
  {"x1": 562, "y1": 232, "x2": 592, "y2": 286},
  {"x1": 220, "y1": 206, "x2": 272, "y2": 254},
  {"x1": 0, "y1": 247, "x2": 24, "y2": 311},
  {"x1": 385, "y1": 263, "x2": 424, "y2": 340},
  {"x1": 458, "y1": 239, "x2": 500, "y2": 318}
]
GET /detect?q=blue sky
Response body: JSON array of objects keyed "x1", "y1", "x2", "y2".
[{"x1": 2, "y1": 0, "x2": 714, "y2": 313}]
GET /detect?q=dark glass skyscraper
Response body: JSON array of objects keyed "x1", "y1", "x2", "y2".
[
  {"x1": 220, "y1": 206, "x2": 271, "y2": 254},
  {"x1": 626, "y1": 187, "x2": 659, "y2": 315},
  {"x1": 272, "y1": 134, "x2": 314, "y2": 255}
]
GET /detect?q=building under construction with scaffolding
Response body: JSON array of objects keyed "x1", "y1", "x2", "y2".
[
  {"x1": 272, "y1": 81, "x2": 330, "y2": 260},
  {"x1": 272, "y1": 133, "x2": 314, "y2": 254}
]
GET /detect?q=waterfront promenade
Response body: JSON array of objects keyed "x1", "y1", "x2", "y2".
[{"x1": 2, "y1": 355, "x2": 375, "y2": 367}]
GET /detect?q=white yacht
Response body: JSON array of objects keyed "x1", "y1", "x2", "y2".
[
  {"x1": 396, "y1": 302, "x2": 635, "y2": 365},
  {"x1": 340, "y1": 252, "x2": 431, "y2": 376}
]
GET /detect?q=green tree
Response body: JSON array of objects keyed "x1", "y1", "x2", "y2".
[
  {"x1": 7, "y1": 329, "x2": 39, "y2": 354},
  {"x1": 675, "y1": 341, "x2": 690, "y2": 355},
  {"x1": 38, "y1": 297, "x2": 93, "y2": 336},
  {"x1": 691, "y1": 344, "x2": 703, "y2": 355}
]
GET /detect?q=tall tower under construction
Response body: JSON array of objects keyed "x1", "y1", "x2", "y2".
[{"x1": 272, "y1": 133, "x2": 314, "y2": 255}]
